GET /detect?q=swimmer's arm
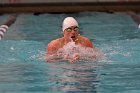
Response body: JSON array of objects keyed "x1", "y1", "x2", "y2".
[
  {"x1": 46, "y1": 53, "x2": 58, "y2": 62},
  {"x1": 46, "y1": 41, "x2": 61, "y2": 62},
  {"x1": 46, "y1": 47, "x2": 58, "y2": 62},
  {"x1": 47, "y1": 40, "x2": 59, "y2": 53},
  {"x1": 47, "y1": 45, "x2": 57, "y2": 54}
]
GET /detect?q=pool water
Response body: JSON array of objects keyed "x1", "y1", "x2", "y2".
[{"x1": 0, "y1": 12, "x2": 140, "y2": 93}]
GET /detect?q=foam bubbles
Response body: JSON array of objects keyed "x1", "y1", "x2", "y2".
[
  {"x1": 57, "y1": 42, "x2": 104, "y2": 62},
  {"x1": 30, "y1": 51, "x2": 46, "y2": 61}
]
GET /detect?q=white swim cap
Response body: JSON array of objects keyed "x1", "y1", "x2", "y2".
[
  {"x1": 62, "y1": 17, "x2": 79, "y2": 31},
  {"x1": 138, "y1": 24, "x2": 140, "y2": 29}
]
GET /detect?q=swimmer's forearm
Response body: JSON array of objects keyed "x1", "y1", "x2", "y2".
[
  {"x1": 46, "y1": 53, "x2": 63, "y2": 62},
  {"x1": 46, "y1": 54, "x2": 57, "y2": 62}
]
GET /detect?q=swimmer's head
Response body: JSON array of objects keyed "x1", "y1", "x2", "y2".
[{"x1": 62, "y1": 17, "x2": 79, "y2": 31}]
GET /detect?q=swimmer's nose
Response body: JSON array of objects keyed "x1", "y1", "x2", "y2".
[{"x1": 71, "y1": 29, "x2": 76, "y2": 33}]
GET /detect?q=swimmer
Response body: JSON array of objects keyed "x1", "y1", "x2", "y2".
[
  {"x1": 0, "y1": 15, "x2": 17, "y2": 40},
  {"x1": 46, "y1": 17, "x2": 95, "y2": 62}
]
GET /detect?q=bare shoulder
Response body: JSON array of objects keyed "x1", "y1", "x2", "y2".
[
  {"x1": 78, "y1": 35, "x2": 94, "y2": 48},
  {"x1": 47, "y1": 38, "x2": 62, "y2": 53},
  {"x1": 48, "y1": 39, "x2": 59, "y2": 46},
  {"x1": 48, "y1": 37, "x2": 64, "y2": 47},
  {"x1": 79, "y1": 36, "x2": 91, "y2": 41}
]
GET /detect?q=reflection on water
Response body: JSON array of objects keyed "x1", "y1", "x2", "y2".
[
  {"x1": 0, "y1": 61, "x2": 101, "y2": 93},
  {"x1": 0, "y1": 63, "x2": 31, "y2": 92},
  {"x1": 45, "y1": 62, "x2": 101, "y2": 92},
  {"x1": 61, "y1": 63, "x2": 99, "y2": 92}
]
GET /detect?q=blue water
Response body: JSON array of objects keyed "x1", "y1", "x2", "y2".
[{"x1": 0, "y1": 12, "x2": 140, "y2": 93}]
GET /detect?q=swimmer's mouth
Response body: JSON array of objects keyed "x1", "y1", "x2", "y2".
[{"x1": 71, "y1": 36, "x2": 75, "y2": 38}]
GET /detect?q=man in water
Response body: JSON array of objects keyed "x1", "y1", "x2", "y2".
[{"x1": 46, "y1": 17, "x2": 95, "y2": 62}]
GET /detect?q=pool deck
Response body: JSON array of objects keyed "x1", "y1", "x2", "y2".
[{"x1": 0, "y1": 1, "x2": 140, "y2": 13}]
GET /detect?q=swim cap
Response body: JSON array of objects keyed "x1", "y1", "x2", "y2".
[{"x1": 62, "y1": 17, "x2": 79, "y2": 31}]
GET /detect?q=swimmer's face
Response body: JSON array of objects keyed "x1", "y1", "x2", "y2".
[{"x1": 63, "y1": 26, "x2": 79, "y2": 41}]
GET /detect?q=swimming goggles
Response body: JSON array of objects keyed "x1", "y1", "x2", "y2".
[{"x1": 65, "y1": 27, "x2": 79, "y2": 32}]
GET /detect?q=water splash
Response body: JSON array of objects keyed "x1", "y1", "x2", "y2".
[
  {"x1": 30, "y1": 51, "x2": 46, "y2": 62},
  {"x1": 56, "y1": 42, "x2": 104, "y2": 62}
]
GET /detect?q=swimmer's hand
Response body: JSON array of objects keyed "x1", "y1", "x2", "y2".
[
  {"x1": 70, "y1": 54, "x2": 80, "y2": 63},
  {"x1": 64, "y1": 53, "x2": 80, "y2": 63},
  {"x1": 46, "y1": 51, "x2": 80, "y2": 63}
]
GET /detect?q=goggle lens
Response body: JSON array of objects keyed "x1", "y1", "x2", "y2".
[{"x1": 65, "y1": 27, "x2": 79, "y2": 32}]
